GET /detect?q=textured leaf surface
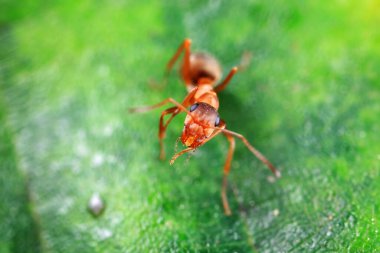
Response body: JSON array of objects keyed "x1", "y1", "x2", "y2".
[{"x1": 1, "y1": 0, "x2": 379, "y2": 252}]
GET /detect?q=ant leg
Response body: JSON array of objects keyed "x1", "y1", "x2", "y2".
[
  {"x1": 157, "y1": 39, "x2": 192, "y2": 90},
  {"x1": 221, "y1": 133, "x2": 236, "y2": 216},
  {"x1": 181, "y1": 39, "x2": 192, "y2": 86},
  {"x1": 214, "y1": 67, "x2": 238, "y2": 93},
  {"x1": 129, "y1": 93, "x2": 199, "y2": 159},
  {"x1": 171, "y1": 119, "x2": 236, "y2": 215},
  {"x1": 169, "y1": 120, "x2": 238, "y2": 215},
  {"x1": 159, "y1": 106, "x2": 179, "y2": 160},
  {"x1": 166, "y1": 39, "x2": 192, "y2": 75},
  {"x1": 129, "y1": 87, "x2": 198, "y2": 114},
  {"x1": 129, "y1": 89, "x2": 200, "y2": 160},
  {"x1": 211, "y1": 127, "x2": 281, "y2": 178},
  {"x1": 202, "y1": 120, "x2": 236, "y2": 215},
  {"x1": 170, "y1": 147, "x2": 194, "y2": 165},
  {"x1": 129, "y1": 97, "x2": 191, "y2": 115}
]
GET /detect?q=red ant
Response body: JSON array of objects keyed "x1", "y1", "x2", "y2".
[{"x1": 130, "y1": 39, "x2": 280, "y2": 215}]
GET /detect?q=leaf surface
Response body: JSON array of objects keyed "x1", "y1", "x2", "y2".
[{"x1": 1, "y1": 1, "x2": 379, "y2": 252}]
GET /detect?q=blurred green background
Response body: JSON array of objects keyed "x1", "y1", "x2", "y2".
[{"x1": 1, "y1": 0, "x2": 379, "y2": 252}]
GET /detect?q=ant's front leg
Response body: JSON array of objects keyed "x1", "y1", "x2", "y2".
[
  {"x1": 210, "y1": 122, "x2": 280, "y2": 215},
  {"x1": 129, "y1": 87, "x2": 198, "y2": 115},
  {"x1": 212, "y1": 127, "x2": 281, "y2": 178},
  {"x1": 159, "y1": 106, "x2": 179, "y2": 160},
  {"x1": 169, "y1": 118, "x2": 236, "y2": 215},
  {"x1": 202, "y1": 120, "x2": 236, "y2": 216},
  {"x1": 129, "y1": 97, "x2": 190, "y2": 114},
  {"x1": 129, "y1": 98, "x2": 191, "y2": 157},
  {"x1": 130, "y1": 90, "x2": 198, "y2": 160},
  {"x1": 221, "y1": 132, "x2": 236, "y2": 216}
]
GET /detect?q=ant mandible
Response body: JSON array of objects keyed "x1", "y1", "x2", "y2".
[{"x1": 130, "y1": 39, "x2": 280, "y2": 215}]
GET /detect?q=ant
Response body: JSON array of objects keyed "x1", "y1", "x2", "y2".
[{"x1": 129, "y1": 39, "x2": 280, "y2": 215}]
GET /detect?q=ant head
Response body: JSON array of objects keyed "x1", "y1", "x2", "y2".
[
  {"x1": 184, "y1": 52, "x2": 222, "y2": 85},
  {"x1": 181, "y1": 102, "x2": 221, "y2": 148}
]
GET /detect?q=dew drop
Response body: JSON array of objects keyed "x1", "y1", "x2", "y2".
[
  {"x1": 273, "y1": 209, "x2": 280, "y2": 217},
  {"x1": 92, "y1": 153, "x2": 104, "y2": 167},
  {"x1": 94, "y1": 227, "x2": 112, "y2": 240},
  {"x1": 88, "y1": 192, "x2": 106, "y2": 217}
]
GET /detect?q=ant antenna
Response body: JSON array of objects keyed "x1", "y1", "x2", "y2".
[{"x1": 175, "y1": 136, "x2": 181, "y2": 153}]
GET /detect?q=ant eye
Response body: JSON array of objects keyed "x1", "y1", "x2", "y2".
[
  {"x1": 190, "y1": 103, "x2": 199, "y2": 112},
  {"x1": 215, "y1": 116, "x2": 220, "y2": 126}
]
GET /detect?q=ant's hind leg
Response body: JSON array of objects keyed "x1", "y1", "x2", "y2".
[
  {"x1": 181, "y1": 39, "x2": 192, "y2": 86},
  {"x1": 221, "y1": 133, "x2": 236, "y2": 216},
  {"x1": 166, "y1": 39, "x2": 192, "y2": 76}
]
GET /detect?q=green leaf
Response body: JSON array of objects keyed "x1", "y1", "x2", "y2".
[{"x1": 1, "y1": 0, "x2": 379, "y2": 252}]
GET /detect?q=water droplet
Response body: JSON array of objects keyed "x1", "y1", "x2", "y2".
[
  {"x1": 267, "y1": 175, "x2": 276, "y2": 183},
  {"x1": 273, "y1": 209, "x2": 280, "y2": 217},
  {"x1": 94, "y1": 227, "x2": 112, "y2": 240},
  {"x1": 88, "y1": 192, "x2": 105, "y2": 217},
  {"x1": 103, "y1": 125, "x2": 114, "y2": 136},
  {"x1": 92, "y1": 153, "x2": 104, "y2": 167}
]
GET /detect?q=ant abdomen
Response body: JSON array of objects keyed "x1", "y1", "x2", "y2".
[{"x1": 182, "y1": 52, "x2": 222, "y2": 86}]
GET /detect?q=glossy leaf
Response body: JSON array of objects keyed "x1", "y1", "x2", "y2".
[{"x1": 1, "y1": 1, "x2": 379, "y2": 252}]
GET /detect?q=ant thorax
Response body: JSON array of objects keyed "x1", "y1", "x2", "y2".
[{"x1": 192, "y1": 85, "x2": 220, "y2": 110}]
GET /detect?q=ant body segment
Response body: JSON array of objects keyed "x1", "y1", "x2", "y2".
[{"x1": 130, "y1": 39, "x2": 280, "y2": 215}]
